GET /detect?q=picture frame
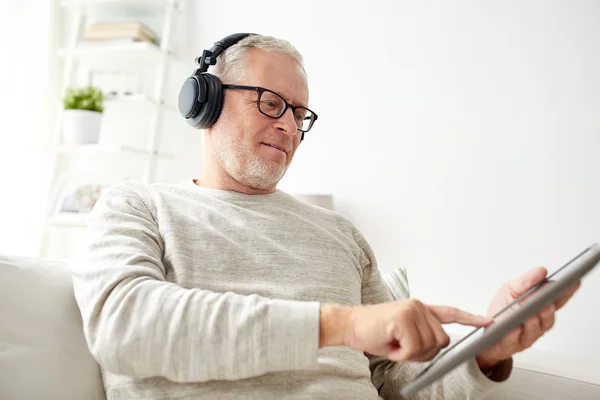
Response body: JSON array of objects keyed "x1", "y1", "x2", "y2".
[{"x1": 49, "y1": 173, "x2": 129, "y2": 225}]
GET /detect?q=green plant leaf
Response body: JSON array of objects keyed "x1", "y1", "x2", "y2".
[{"x1": 62, "y1": 85, "x2": 104, "y2": 113}]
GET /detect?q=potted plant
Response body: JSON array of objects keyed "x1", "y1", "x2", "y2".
[{"x1": 62, "y1": 86, "x2": 104, "y2": 145}]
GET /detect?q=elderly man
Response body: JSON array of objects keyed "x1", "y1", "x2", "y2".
[{"x1": 72, "y1": 33, "x2": 579, "y2": 399}]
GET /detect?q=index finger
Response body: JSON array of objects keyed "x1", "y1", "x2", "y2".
[{"x1": 428, "y1": 305, "x2": 492, "y2": 327}]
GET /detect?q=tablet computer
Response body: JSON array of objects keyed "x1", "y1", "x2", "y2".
[{"x1": 399, "y1": 242, "x2": 600, "y2": 399}]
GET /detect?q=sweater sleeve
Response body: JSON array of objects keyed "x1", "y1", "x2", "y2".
[
  {"x1": 71, "y1": 183, "x2": 320, "y2": 383},
  {"x1": 352, "y1": 229, "x2": 505, "y2": 399}
]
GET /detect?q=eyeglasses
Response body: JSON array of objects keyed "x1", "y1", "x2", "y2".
[{"x1": 222, "y1": 84, "x2": 318, "y2": 133}]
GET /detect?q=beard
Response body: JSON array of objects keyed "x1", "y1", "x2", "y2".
[{"x1": 213, "y1": 125, "x2": 289, "y2": 190}]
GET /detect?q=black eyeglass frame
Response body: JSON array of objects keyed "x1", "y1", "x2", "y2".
[{"x1": 222, "y1": 84, "x2": 318, "y2": 133}]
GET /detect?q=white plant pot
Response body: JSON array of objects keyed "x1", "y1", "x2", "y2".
[{"x1": 62, "y1": 109, "x2": 103, "y2": 145}]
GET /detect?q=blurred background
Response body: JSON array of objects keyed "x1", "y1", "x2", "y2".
[{"x1": 0, "y1": 0, "x2": 598, "y2": 388}]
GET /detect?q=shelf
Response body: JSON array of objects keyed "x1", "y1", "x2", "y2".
[
  {"x1": 56, "y1": 144, "x2": 176, "y2": 159},
  {"x1": 104, "y1": 93, "x2": 177, "y2": 113},
  {"x1": 54, "y1": 94, "x2": 177, "y2": 115},
  {"x1": 1, "y1": 143, "x2": 174, "y2": 160},
  {"x1": 60, "y1": 0, "x2": 178, "y2": 17},
  {"x1": 57, "y1": 41, "x2": 167, "y2": 67},
  {"x1": 45, "y1": 222, "x2": 87, "y2": 232}
]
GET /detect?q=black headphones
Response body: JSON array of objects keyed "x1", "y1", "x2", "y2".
[{"x1": 178, "y1": 33, "x2": 257, "y2": 130}]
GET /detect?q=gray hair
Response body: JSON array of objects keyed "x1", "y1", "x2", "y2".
[{"x1": 212, "y1": 34, "x2": 306, "y2": 83}]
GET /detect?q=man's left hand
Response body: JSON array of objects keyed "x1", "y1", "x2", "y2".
[{"x1": 475, "y1": 267, "x2": 581, "y2": 371}]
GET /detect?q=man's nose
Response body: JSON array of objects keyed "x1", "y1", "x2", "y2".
[{"x1": 274, "y1": 108, "x2": 298, "y2": 136}]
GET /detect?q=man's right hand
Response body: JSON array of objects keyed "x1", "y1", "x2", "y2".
[{"x1": 319, "y1": 299, "x2": 492, "y2": 362}]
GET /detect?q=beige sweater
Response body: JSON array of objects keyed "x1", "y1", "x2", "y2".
[{"x1": 71, "y1": 179, "x2": 503, "y2": 399}]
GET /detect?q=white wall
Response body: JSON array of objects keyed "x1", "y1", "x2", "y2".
[
  {"x1": 0, "y1": 1, "x2": 58, "y2": 256},
  {"x1": 191, "y1": 0, "x2": 600, "y2": 384}
]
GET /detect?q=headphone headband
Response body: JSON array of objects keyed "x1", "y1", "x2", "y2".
[{"x1": 194, "y1": 33, "x2": 257, "y2": 74}]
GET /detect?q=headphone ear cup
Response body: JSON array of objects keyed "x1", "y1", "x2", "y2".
[
  {"x1": 179, "y1": 73, "x2": 223, "y2": 130},
  {"x1": 178, "y1": 76, "x2": 206, "y2": 121},
  {"x1": 193, "y1": 74, "x2": 224, "y2": 130}
]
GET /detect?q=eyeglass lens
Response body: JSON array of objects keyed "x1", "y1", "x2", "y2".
[{"x1": 259, "y1": 90, "x2": 315, "y2": 132}]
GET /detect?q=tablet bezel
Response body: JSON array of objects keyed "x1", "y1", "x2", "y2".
[{"x1": 399, "y1": 242, "x2": 600, "y2": 399}]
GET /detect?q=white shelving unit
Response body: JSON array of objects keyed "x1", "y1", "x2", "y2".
[
  {"x1": 57, "y1": 40, "x2": 163, "y2": 65},
  {"x1": 38, "y1": 0, "x2": 185, "y2": 261}
]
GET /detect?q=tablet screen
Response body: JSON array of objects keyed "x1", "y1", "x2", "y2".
[{"x1": 417, "y1": 245, "x2": 592, "y2": 377}]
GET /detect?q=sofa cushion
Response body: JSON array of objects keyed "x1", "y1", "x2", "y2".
[
  {"x1": 382, "y1": 266, "x2": 410, "y2": 300},
  {"x1": 0, "y1": 254, "x2": 105, "y2": 400}
]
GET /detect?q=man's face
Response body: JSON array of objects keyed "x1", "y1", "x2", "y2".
[{"x1": 209, "y1": 49, "x2": 309, "y2": 191}]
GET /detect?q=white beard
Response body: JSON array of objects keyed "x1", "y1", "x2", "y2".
[{"x1": 213, "y1": 125, "x2": 288, "y2": 190}]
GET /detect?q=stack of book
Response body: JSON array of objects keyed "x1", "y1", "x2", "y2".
[{"x1": 83, "y1": 22, "x2": 157, "y2": 45}]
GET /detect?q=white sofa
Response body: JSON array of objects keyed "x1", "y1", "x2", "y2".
[
  {"x1": 0, "y1": 254, "x2": 105, "y2": 400},
  {"x1": 2, "y1": 254, "x2": 599, "y2": 400}
]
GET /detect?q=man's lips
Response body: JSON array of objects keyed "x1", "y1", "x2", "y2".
[{"x1": 262, "y1": 142, "x2": 288, "y2": 154}]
